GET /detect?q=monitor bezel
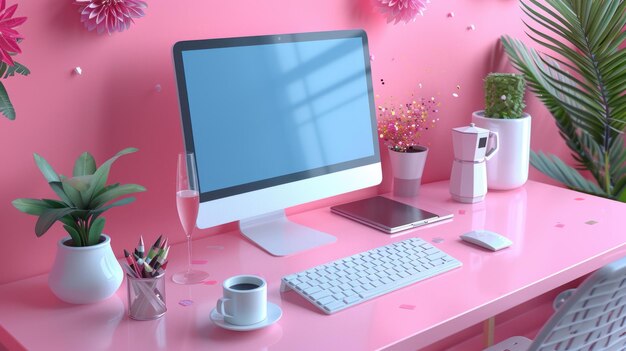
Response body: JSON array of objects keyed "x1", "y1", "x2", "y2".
[{"x1": 173, "y1": 29, "x2": 380, "y2": 203}]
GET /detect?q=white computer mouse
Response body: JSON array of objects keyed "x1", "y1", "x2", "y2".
[{"x1": 460, "y1": 230, "x2": 513, "y2": 251}]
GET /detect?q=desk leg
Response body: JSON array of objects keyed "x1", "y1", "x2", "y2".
[{"x1": 483, "y1": 317, "x2": 495, "y2": 347}]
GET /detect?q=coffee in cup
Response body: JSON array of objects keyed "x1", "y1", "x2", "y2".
[{"x1": 216, "y1": 275, "x2": 267, "y2": 325}]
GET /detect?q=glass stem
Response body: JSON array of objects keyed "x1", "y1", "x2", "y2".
[{"x1": 186, "y1": 234, "x2": 192, "y2": 273}]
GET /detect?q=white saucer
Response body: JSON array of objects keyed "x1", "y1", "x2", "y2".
[{"x1": 210, "y1": 302, "x2": 282, "y2": 331}]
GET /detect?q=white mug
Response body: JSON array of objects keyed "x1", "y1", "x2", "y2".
[{"x1": 216, "y1": 275, "x2": 267, "y2": 326}]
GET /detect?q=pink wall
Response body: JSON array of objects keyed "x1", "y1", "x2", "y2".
[{"x1": 0, "y1": 0, "x2": 570, "y2": 284}]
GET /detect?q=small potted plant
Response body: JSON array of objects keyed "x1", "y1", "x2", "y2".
[
  {"x1": 472, "y1": 73, "x2": 531, "y2": 189},
  {"x1": 377, "y1": 96, "x2": 439, "y2": 197},
  {"x1": 12, "y1": 147, "x2": 146, "y2": 304}
]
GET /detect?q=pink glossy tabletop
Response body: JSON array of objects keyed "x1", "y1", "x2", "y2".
[{"x1": 1, "y1": 180, "x2": 625, "y2": 350}]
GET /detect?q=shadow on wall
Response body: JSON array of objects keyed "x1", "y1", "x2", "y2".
[{"x1": 348, "y1": 0, "x2": 382, "y2": 26}]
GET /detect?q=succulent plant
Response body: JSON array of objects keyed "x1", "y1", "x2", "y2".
[
  {"x1": 484, "y1": 73, "x2": 526, "y2": 119},
  {"x1": 12, "y1": 148, "x2": 146, "y2": 246}
]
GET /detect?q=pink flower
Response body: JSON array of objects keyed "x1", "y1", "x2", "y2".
[
  {"x1": 75, "y1": 0, "x2": 147, "y2": 35},
  {"x1": 374, "y1": 0, "x2": 430, "y2": 24},
  {"x1": 0, "y1": 0, "x2": 26, "y2": 66}
]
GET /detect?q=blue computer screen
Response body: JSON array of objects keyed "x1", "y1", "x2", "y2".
[{"x1": 179, "y1": 35, "x2": 377, "y2": 198}]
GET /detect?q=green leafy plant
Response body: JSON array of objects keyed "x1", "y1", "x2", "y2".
[
  {"x1": 501, "y1": 0, "x2": 626, "y2": 201},
  {"x1": 0, "y1": 61, "x2": 30, "y2": 120},
  {"x1": 12, "y1": 148, "x2": 146, "y2": 246},
  {"x1": 484, "y1": 73, "x2": 526, "y2": 118}
]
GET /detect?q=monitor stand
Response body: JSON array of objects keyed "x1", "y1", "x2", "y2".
[{"x1": 239, "y1": 210, "x2": 336, "y2": 256}]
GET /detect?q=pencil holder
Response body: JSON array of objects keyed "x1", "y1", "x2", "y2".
[{"x1": 127, "y1": 273, "x2": 167, "y2": 320}]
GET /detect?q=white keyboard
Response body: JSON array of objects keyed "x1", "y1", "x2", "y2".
[{"x1": 281, "y1": 237, "x2": 462, "y2": 314}]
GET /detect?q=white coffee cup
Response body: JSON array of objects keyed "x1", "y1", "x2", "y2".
[{"x1": 216, "y1": 275, "x2": 267, "y2": 326}]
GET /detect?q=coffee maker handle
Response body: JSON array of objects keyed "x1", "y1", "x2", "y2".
[{"x1": 484, "y1": 131, "x2": 499, "y2": 161}]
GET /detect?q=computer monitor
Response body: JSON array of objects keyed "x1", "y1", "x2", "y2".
[{"x1": 173, "y1": 29, "x2": 381, "y2": 256}]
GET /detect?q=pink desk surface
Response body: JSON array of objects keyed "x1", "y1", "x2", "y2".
[{"x1": 1, "y1": 180, "x2": 625, "y2": 351}]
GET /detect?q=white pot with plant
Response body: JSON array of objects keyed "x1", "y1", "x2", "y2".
[
  {"x1": 12, "y1": 148, "x2": 146, "y2": 304},
  {"x1": 472, "y1": 73, "x2": 531, "y2": 190},
  {"x1": 377, "y1": 97, "x2": 439, "y2": 197}
]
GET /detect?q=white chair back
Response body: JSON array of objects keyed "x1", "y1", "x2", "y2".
[{"x1": 529, "y1": 256, "x2": 626, "y2": 351}]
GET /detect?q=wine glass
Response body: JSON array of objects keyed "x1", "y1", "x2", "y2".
[{"x1": 172, "y1": 152, "x2": 210, "y2": 285}]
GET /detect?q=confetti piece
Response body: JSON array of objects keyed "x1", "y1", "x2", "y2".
[
  {"x1": 585, "y1": 220, "x2": 598, "y2": 225},
  {"x1": 179, "y1": 299, "x2": 194, "y2": 307},
  {"x1": 154, "y1": 84, "x2": 162, "y2": 93},
  {"x1": 432, "y1": 237, "x2": 445, "y2": 243},
  {"x1": 467, "y1": 24, "x2": 476, "y2": 31},
  {"x1": 447, "y1": 12, "x2": 455, "y2": 18},
  {"x1": 203, "y1": 280, "x2": 218, "y2": 285},
  {"x1": 574, "y1": 197, "x2": 585, "y2": 201},
  {"x1": 555, "y1": 223, "x2": 565, "y2": 228},
  {"x1": 500, "y1": 95, "x2": 507, "y2": 101},
  {"x1": 458, "y1": 209, "x2": 466, "y2": 215},
  {"x1": 207, "y1": 245, "x2": 224, "y2": 250},
  {"x1": 73, "y1": 67, "x2": 82, "y2": 75},
  {"x1": 192, "y1": 259, "x2": 208, "y2": 265},
  {"x1": 369, "y1": 54, "x2": 375, "y2": 61},
  {"x1": 452, "y1": 93, "x2": 459, "y2": 98},
  {"x1": 399, "y1": 304, "x2": 416, "y2": 310}
]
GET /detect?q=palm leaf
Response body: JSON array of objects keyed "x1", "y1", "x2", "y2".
[
  {"x1": 2, "y1": 61, "x2": 30, "y2": 79},
  {"x1": 502, "y1": 0, "x2": 626, "y2": 200},
  {"x1": 0, "y1": 81, "x2": 15, "y2": 120},
  {"x1": 530, "y1": 151, "x2": 607, "y2": 196}
]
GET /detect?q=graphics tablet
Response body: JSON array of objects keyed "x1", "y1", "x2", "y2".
[{"x1": 330, "y1": 196, "x2": 453, "y2": 234}]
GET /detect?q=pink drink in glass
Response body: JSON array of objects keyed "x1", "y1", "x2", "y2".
[{"x1": 176, "y1": 190, "x2": 199, "y2": 236}]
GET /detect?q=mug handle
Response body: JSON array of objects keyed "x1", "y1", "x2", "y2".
[
  {"x1": 217, "y1": 297, "x2": 233, "y2": 318},
  {"x1": 484, "y1": 131, "x2": 499, "y2": 161}
]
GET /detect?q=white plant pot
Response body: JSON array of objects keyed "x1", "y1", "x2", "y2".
[
  {"x1": 48, "y1": 234, "x2": 123, "y2": 304},
  {"x1": 472, "y1": 111, "x2": 531, "y2": 190},
  {"x1": 388, "y1": 146, "x2": 428, "y2": 197}
]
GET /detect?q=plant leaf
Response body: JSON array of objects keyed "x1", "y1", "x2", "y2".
[
  {"x1": 42, "y1": 199, "x2": 69, "y2": 208},
  {"x1": 90, "y1": 197, "x2": 136, "y2": 220},
  {"x1": 63, "y1": 175, "x2": 92, "y2": 192},
  {"x1": 73, "y1": 152, "x2": 96, "y2": 177},
  {"x1": 530, "y1": 151, "x2": 607, "y2": 197},
  {"x1": 91, "y1": 184, "x2": 145, "y2": 208},
  {"x1": 63, "y1": 225, "x2": 83, "y2": 246},
  {"x1": 87, "y1": 217, "x2": 105, "y2": 246},
  {"x1": 33, "y1": 153, "x2": 61, "y2": 183},
  {"x1": 61, "y1": 178, "x2": 84, "y2": 208},
  {"x1": 12, "y1": 198, "x2": 54, "y2": 216},
  {"x1": 84, "y1": 148, "x2": 138, "y2": 205},
  {"x1": 2, "y1": 61, "x2": 30, "y2": 79},
  {"x1": 35, "y1": 207, "x2": 77, "y2": 237},
  {"x1": 0, "y1": 81, "x2": 14, "y2": 120},
  {"x1": 49, "y1": 181, "x2": 74, "y2": 207}
]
